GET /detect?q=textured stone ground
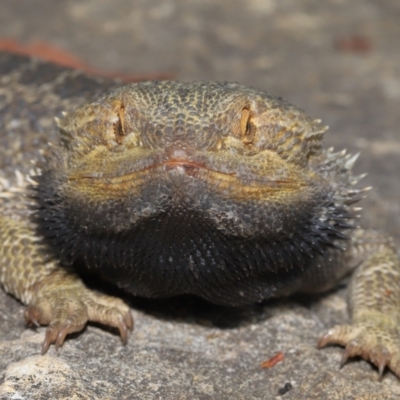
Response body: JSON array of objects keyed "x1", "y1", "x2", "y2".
[{"x1": 0, "y1": 1, "x2": 399, "y2": 399}]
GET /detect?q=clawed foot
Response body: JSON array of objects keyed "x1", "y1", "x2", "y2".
[
  {"x1": 318, "y1": 321, "x2": 400, "y2": 379},
  {"x1": 25, "y1": 272, "x2": 133, "y2": 354}
]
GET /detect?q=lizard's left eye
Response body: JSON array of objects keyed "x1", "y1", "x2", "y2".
[
  {"x1": 240, "y1": 107, "x2": 255, "y2": 145},
  {"x1": 113, "y1": 103, "x2": 126, "y2": 144}
]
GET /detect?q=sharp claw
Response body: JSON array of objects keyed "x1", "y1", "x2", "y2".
[
  {"x1": 118, "y1": 316, "x2": 129, "y2": 344},
  {"x1": 317, "y1": 332, "x2": 332, "y2": 348},
  {"x1": 373, "y1": 347, "x2": 390, "y2": 380},
  {"x1": 25, "y1": 306, "x2": 41, "y2": 327},
  {"x1": 32, "y1": 319, "x2": 41, "y2": 327},
  {"x1": 340, "y1": 341, "x2": 360, "y2": 368},
  {"x1": 125, "y1": 311, "x2": 134, "y2": 331},
  {"x1": 41, "y1": 330, "x2": 53, "y2": 355},
  {"x1": 378, "y1": 360, "x2": 387, "y2": 380},
  {"x1": 55, "y1": 324, "x2": 70, "y2": 350},
  {"x1": 318, "y1": 326, "x2": 351, "y2": 349},
  {"x1": 340, "y1": 347, "x2": 351, "y2": 368},
  {"x1": 116, "y1": 311, "x2": 134, "y2": 344}
]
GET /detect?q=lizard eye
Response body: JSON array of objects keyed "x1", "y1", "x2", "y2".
[
  {"x1": 113, "y1": 103, "x2": 126, "y2": 144},
  {"x1": 240, "y1": 107, "x2": 255, "y2": 145}
]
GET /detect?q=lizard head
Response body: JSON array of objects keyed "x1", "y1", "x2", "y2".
[
  {"x1": 34, "y1": 81, "x2": 357, "y2": 305},
  {"x1": 41, "y1": 81, "x2": 330, "y2": 236}
]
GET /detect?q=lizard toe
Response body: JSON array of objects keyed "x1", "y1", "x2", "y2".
[
  {"x1": 318, "y1": 321, "x2": 400, "y2": 379},
  {"x1": 42, "y1": 319, "x2": 85, "y2": 354}
]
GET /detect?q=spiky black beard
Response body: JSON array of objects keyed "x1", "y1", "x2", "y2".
[{"x1": 32, "y1": 174, "x2": 355, "y2": 307}]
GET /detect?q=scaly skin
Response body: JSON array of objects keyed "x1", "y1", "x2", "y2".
[{"x1": 0, "y1": 51, "x2": 399, "y2": 378}]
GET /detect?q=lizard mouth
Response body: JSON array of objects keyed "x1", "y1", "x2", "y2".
[
  {"x1": 156, "y1": 160, "x2": 297, "y2": 187},
  {"x1": 146, "y1": 147, "x2": 228, "y2": 177},
  {"x1": 161, "y1": 159, "x2": 205, "y2": 170},
  {"x1": 151, "y1": 159, "x2": 234, "y2": 178},
  {"x1": 68, "y1": 154, "x2": 299, "y2": 190},
  {"x1": 66, "y1": 146, "x2": 307, "y2": 204}
]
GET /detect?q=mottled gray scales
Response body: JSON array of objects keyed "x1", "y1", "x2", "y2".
[{"x1": 1, "y1": 51, "x2": 400, "y2": 378}]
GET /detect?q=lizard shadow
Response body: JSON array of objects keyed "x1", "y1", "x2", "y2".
[{"x1": 85, "y1": 276, "x2": 346, "y2": 332}]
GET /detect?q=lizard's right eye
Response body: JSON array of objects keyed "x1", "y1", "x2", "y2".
[
  {"x1": 240, "y1": 107, "x2": 255, "y2": 145},
  {"x1": 113, "y1": 103, "x2": 126, "y2": 144}
]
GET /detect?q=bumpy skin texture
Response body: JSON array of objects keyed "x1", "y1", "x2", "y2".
[{"x1": 1, "y1": 52, "x2": 400, "y2": 377}]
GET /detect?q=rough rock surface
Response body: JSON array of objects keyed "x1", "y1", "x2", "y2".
[{"x1": 0, "y1": 0, "x2": 399, "y2": 399}]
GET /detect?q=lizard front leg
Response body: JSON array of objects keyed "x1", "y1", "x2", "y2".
[
  {"x1": 318, "y1": 229, "x2": 400, "y2": 378},
  {"x1": 0, "y1": 179, "x2": 133, "y2": 353}
]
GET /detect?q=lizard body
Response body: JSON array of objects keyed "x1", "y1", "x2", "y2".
[{"x1": 1, "y1": 51, "x2": 400, "y2": 377}]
